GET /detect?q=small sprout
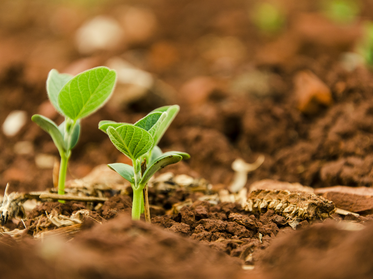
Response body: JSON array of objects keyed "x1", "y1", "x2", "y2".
[
  {"x1": 250, "y1": 2, "x2": 286, "y2": 34},
  {"x1": 32, "y1": 67, "x2": 117, "y2": 198},
  {"x1": 99, "y1": 105, "x2": 190, "y2": 220},
  {"x1": 320, "y1": 0, "x2": 360, "y2": 25},
  {"x1": 229, "y1": 156, "x2": 265, "y2": 193}
]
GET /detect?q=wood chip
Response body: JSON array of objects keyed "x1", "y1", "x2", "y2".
[
  {"x1": 294, "y1": 70, "x2": 332, "y2": 114},
  {"x1": 39, "y1": 193, "x2": 108, "y2": 202}
]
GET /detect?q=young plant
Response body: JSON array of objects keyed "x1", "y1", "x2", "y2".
[
  {"x1": 356, "y1": 21, "x2": 373, "y2": 67},
  {"x1": 320, "y1": 0, "x2": 360, "y2": 25},
  {"x1": 250, "y1": 2, "x2": 286, "y2": 35},
  {"x1": 32, "y1": 67, "x2": 117, "y2": 197},
  {"x1": 99, "y1": 105, "x2": 190, "y2": 220}
]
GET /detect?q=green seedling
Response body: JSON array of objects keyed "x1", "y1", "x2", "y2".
[
  {"x1": 32, "y1": 67, "x2": 117, "y2": 198},
  {"x1": 320, "y1": 0, "x2": 360, "y2": 25},
  {"x1": 99, "y1": 105, "x2": 190, "y2": 220},
  {"x1": 356, "y1": 21, "x2": 373, "y2": 67},
  {"x1": 250, "y1": 2, "x2": 286, "y2": 34}
]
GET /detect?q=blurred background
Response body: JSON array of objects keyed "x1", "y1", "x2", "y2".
[{"x1": 1, "y1": 0, "x2": 373, "y2": 193}]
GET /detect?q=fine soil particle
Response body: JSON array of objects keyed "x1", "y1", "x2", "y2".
[
  {"x1": 260, "y1": 221, "x2": 373, "y2": 279},
  {"x1": 98, "y1": 194, "x2": 132, "y2": 219},
  {"x1": 152, "y1": 200, "x2": 294, "y2": 264},
  {"x1": 0, "y1": 239, "x2": 55, "y2": 279}
]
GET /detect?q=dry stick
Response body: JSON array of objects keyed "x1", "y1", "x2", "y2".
[
  {"x1": 141, "y1": 158, "x2": 151, "y2": 223},
  {"x1": 143, "y1": 185, "x2": 151, "y2": 223},
  {"x1": 39, "y1": 193, "x2": 108, "y2": 202}
]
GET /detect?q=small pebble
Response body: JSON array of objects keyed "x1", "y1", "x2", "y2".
[
  {"x1": 75, "y1": 16, "x2": 124, "y2": 54},
  {"x1": 35, "y1": 154, "x2": 56, "y2": 169},
  {"x1": 118, "y1": 6, "x2": 157, "y2": 44},
  {"x1": 14, "y1": 141, "x2": 34, "y2": 155},
  {"x1": 2, "y1": 110, "x2": 27, "y2": 137}
]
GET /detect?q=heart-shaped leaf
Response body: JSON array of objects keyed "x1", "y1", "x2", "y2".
[
  {"x1": 107, "y1": 124, "x2": 153, "y2": 160},
  {"x1": 58, "y1": 67, "x2": 117, "y2": 121},
  {"x1": 150, "y1": 105, "x2": 179, "y2": 146},
  {"x1": 46, "y1": 69, "x2": 73, "y2": 116},
  {"x1": 98, "y1": 120, "x2": 126, "y2": 133},
  {"x1": 140, "y1": 151, "x2": 189, "y2": 185},
  {"x1": 108, "y1": 163, "x2": 134, "y2": 184},
  {"x1": 31, "y1": 114, "x2": 66, "y2": 153}
]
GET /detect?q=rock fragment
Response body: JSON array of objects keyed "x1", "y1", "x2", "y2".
[
  {"x1": 75, "y1": 16, "x2": 124, "y2": 54},
  {"x1": 117, "y1": 6, "x2": 157, "y2": 44},
  {"x1": 315, "y1": 186, "x2": 373, "y2": 212},
  {"x1": 294, "y1": 70, "x2": 332, "y2": 114},
  {"x1": 2, "y1": 110, "x2": 27, "y2": 137}
]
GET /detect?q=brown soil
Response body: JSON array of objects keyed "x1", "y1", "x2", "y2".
[
  {"x1": 153, "y1": 200, "x2": 286, "y2": 265},
  {"x1": 1, "y1": 0, "x2": 373, "y2": 278},
  {"x1": 260, "y1": 221, "x2": 373, "y2": 279},
  {"x1": 1, "y1": 213, "x2": 242, "y2": 279}
]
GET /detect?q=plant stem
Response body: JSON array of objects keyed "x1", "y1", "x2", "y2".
[
  {"x1": 140, "y1": 190, "x2": 144, "y2": 213},
  {"x1": 132, "y1": 188, "x2": 143, "y2": 220},
  {"x1": 58, "y1": 152, "x2": 70, "y2": 200}
]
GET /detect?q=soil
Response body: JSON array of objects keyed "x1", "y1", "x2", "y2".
[
  {"x1": 1, "y1": 0, "x2": 373, "y2": 278},
  {"x1": 260, "y1": 221, "x2": 373, "y2": 279},
  {"x1": 152, "y1": 200, "x2": 286, "y2": 264}
]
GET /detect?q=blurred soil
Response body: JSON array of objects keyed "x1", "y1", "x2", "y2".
[{"x1": 1, "y1": 0, "x2": 373, "y2": 278}]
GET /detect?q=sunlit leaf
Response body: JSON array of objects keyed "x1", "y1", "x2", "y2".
[
  {"x1": 108, "y1": 163, "x2": 134, "y2": 184},
  {"x1": 140, "y1": 151, "x2": 189, "y2": 185},
  {"x1": 107, "y1": 124, "x2": 153, "y2": 160},
  {"x1": 46, "y1": 69, "x2": 73, "y2": 116},
  {"x1": 151, "y1": 105, "x2": 179, "y2": 146},
  {"x1": 98, "y1": 120, "x2": 126, "y2": 133},
  {"x1": 58, "y1": 67, "x2": 116, "y2": 120},
  {"x1": 31, "y1": 114, "x2": 66, "y2": 153}
]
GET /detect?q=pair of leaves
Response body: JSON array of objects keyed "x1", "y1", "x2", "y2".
[
  {"x1": 99, "y1": 105, "x2": 179, "y2": 161},
  {"x1": 31, "y1": 115, "x2": 81, "y2": 154},
  {"x1": 47, "y1": 67, "x2": 117, "y2": 121},
  {"x1": 32, "y1": 67, "x2": 117, "y2": 154},
  {"x1": 109, "y1": 151, "x2": 190, "y2": 187}
]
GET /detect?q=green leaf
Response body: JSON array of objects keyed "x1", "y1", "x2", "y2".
[
  {"x1": 162, "y1": 151, "x2": 190, "y2": 160},
  {"x1": 140, "y1": 153, "x2": 184, "y2": 185},
  {"x1": 46, "y1": 69, "x2": 73, "y2": 116},
  {"x1": 135, "y1": 111, "x2": 168, "y2": 142},
  {"x1": 149, "y1": 146, "x2": 163, "y2": 164},
  {"x1": 151, "y1": 105, "x2": 179, "y2": 146},
  {"x1": 107, "y1": 124, "x2": 153, "y2": 160},
  {"x1": 31, "y1": 114, "x2": 66, "y2": 153},
  {"x1": 98, "y1": 120, "x2": 125, "y2": 133},
  {"x1": 108, "y1": 163, "x2": 134, "y2": 184},
  {"x1": 135, "y1": 112, "x2": 162, "y2": 134},
  {"x1": 58, "y1": 67, "x2": 117, "y2": 121},
  {"x1": 59, "y1": 121, "x2": 81, "y2": 150}
]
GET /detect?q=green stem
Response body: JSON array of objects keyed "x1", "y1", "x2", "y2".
[
  {"x1": 132, "y1": 189, "x2": 143, "y2": 220},
  {"x1": 58, "y1": 152, "x2": 70, "y2": 197},
  {"x1": 140, "y1": 190, "x2": 144, "y2": 214}
]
